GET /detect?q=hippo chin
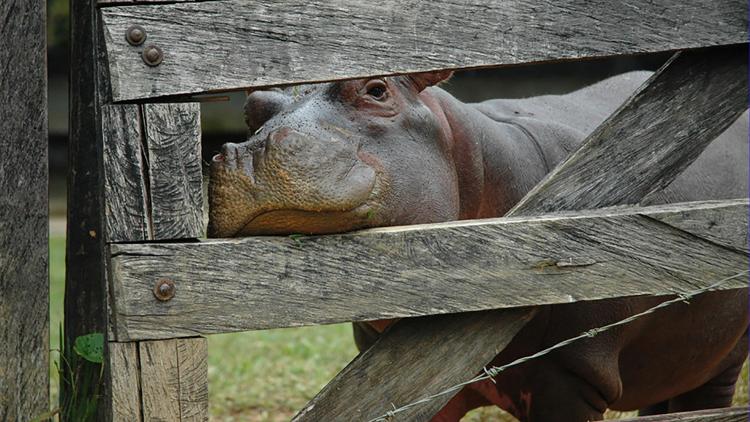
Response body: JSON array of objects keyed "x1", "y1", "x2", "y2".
[{"x1": 209, "y1": 70, "x2": 748, "y2": 421}]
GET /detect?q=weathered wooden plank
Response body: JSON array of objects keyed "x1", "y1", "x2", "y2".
[
  {"x1": 0, "y1": 0, "x2": 49, "y2": 419},
  {"x1": 510, "y1": 44, "x2": 748, "y2": 215},
  {"x1": 99, "y1": 0, "x2": 748, "y2": 101},
  {"x1": 102, "y1": 104, "x2": 152, "y2": 242},
  {"x1": 110, "y1": 342, "x2": 142, "y2": 422},
  {"x1": 646, "y1": 201, "x2": 749, "y2": 253},
  {"x1": 109, "y1": 199, "x2": 748, "y2": 340},
  {"x1": 295, "y1": 46, "x2": 749, "y2": 420},
  {"x1": 619, "y1": 407, "x2": 749, "y2": 421},
  {"x1": 143, "y1": 103, "x2": 204, "y2": 240},
  {"x1": 175, "y1": 338, "x2": 209, "y2": 421},
  {"x1": 104, "y1": 103, "x2": 204, "y2": 242},
  {"x1": 294, "y1": 309, "x2": 535, "y2": 421},
  {"x1": 139, "y1": 338, "x2": 208, "y2": 421},
  {"x1": 139, "y1": 340, "x2": 181, "y2": 419},
  {"x1": 65, "y1": 0, "x2": 114, "y2": 417}
]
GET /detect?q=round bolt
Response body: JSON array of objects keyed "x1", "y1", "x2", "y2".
[
  {"x1": 142, "y1": 44, "x2": 164, "y2": 67},
  {"x1": 125, "y1": 25, "x2": 147, "y2": 46},
  {"x1": 153, "y1": 279, "x2": 176, "y2": 302}
]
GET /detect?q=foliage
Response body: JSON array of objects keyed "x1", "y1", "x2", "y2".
[
  {"x1": 73, "y1": 333, "x2": 104, "y2": 364},
  {"x1": 58, "y1": 329, "x2": 104, "y2": 421},
  {"x1": 47, "y1": 0, "x2": 69, "y2": 52}
]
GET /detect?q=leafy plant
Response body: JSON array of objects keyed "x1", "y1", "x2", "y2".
[{"x1": 57, "y1": 326, "x2": 105, "y2": 422}]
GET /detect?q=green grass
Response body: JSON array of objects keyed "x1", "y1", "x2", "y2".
[
  {"x1": 49, "y1": 235, "x2": 65, "y2": 411},
  {"x1": 48, "y1": 233, "x2": 747, "y2": 421}
]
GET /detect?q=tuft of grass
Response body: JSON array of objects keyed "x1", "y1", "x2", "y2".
[{"x1": 50, "y1": 235, "x2": 66, "y2": 410}]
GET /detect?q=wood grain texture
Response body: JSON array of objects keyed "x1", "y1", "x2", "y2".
[
  {"x1": 108, "y1": 199, "x2": 748, "y2": 340},
  {"x1": 102, "y1": 104, "x2": 152, "y2": 242},
  {"x1": 66, "y1": 0, "x2": 114, "y2": 417},
  {"x1": 104, "y1": 103, "x2": 204, "y2": 242},
  {"x1": 294, "y1": 309, "x2": 535, "y2": 421},
  {"x1": 139, "y1": 338, "x2": 208, "y2": 422},
  {"x1": 619, "y1": 407, "x2": 749, "y2": 421},
  {"x1": 110, "y1": 342, "x2": 142, "y2": 422},
  {"x1": 509, "y1": 44, "x2": 748, "y2": 215},
  {"x1": 175, "y1": 338, "x2": 209, "y2": 421},
  {"x1": 646, "y1": 201, "x2": 749, "y2": 253},
  {"x1": 144, "y1": 103, "x2": 204, "y2": 240},
  {"x1": 99, "y1": 0, "x2": 748, "y2": 101},
  {"x1": 0, "y1": 0, "x2": 49, "y2": 419}
]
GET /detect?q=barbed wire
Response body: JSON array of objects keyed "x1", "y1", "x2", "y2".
[{"x1": 368, "y1": 270, "x2": 749, "y2": 422}]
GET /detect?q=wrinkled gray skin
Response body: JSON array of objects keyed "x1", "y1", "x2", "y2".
[{"x1": 209, "y1": 71, "x2": 748, "y2": 421}]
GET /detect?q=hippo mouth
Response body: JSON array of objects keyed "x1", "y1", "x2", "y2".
[
  {"x1": 207, "y1": 126, "x2": 390, "y2": 237},
  {"x1": 208, "y1": 158, "x2": 385, "y2": 237},
  {"x1": 235, "y1": 203, "x2": 376, "y2": 235}
]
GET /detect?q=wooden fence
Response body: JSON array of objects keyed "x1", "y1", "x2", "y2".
[{"x1": 65, "y1": 1, "x2": 749, "y2": 421}]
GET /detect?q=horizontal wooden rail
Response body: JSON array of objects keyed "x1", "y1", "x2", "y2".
[
  {"x1": 619, "y1": 407, "x2": 749, "y2": 421},
  {"x1": 99, "y1": 0, "x2": 748, "y2": 101},
  {"x1": 108, "y1": 199, "x2": 748, "y2": 341}
]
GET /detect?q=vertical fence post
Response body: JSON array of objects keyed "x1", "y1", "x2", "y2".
[
  {"x1": 0, "y1": 0, "x2": 49, "y2": 419},
  {"x1": 68, "y1": 0, "x2": 208, "y2": 420}
]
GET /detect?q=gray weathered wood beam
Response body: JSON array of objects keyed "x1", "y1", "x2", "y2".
[
  {"x1": 108, "y1": 199, "x2": 748, "y2": 341},
  {"x1": 99, "y1": 0, "x2": 748, "y2": 101},
  {"x1": 143, "y1": 103, "x2": 204, "y2": 240},
  {"x1": 138, "y1": 338, "x2": 208, "y2": 421},
  {"x1": 103, "y1": 103, "x2": 204, "y2": 242},
  {"x1": 0, "y1": 0, "x2": 49, "y2": 419},
  {"x1": 291, "y1": 45, "x2": 748, "y2": 421}
]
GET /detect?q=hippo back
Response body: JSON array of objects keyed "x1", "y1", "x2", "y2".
[{"x1": 471, "y1": 71, "x2": 748, "y2": 203}]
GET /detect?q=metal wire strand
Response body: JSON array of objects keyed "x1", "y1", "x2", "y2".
[{"x1": 368, "y1": 270, "x2": 748, "y2": 422}]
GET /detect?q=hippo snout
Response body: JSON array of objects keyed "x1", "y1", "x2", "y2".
[
  {"x1": 212, "y1": 142, "x2": 254, "y2": 175},
  {"x1": 208, "y1": 128, "x2": 380, "y2": 237}
]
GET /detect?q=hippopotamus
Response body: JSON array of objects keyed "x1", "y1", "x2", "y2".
[{"x1": 208, "y1": 70, "x2": 749, "y2": 421}]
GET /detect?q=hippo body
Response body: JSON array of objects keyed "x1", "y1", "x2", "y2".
[{"x1": 209, "y1": 71, "x2": 748, "y2": 421}]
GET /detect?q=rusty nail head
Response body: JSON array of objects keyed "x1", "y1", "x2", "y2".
[
  {"x1": 125, "y1": 25, "x2": 147, "y2": 46},
  {"x1": 153, "y1": 279, "x2": 176, "y2": 301},
  {"x1": 142, "y1": 44, "x2": 164, "y2": 67}
]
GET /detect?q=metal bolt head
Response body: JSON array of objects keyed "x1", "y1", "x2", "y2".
[
  {"x1": 125, "y1": 25, "x2": 146, "y2": 46},
  {"x1": 142, "y1": 44, "x2": 164, "y2": 67},
  {"x1": 153, "y1": 279, "x2": 176, "y2": 301}
]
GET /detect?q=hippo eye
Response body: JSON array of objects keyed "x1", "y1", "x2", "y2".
[{"x1": 365, "y1": 80, "x2": 388, "y2": 101}]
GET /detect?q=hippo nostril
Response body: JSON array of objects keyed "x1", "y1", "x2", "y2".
[{"x1": 221, "y1": 142, "x2": 240, "y2": 159}]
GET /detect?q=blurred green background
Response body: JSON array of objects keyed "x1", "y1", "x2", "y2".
[{"x1": 46, "y1": 0, "x2": 745, "y2": 420}]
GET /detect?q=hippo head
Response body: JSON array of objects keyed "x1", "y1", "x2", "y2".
[{"x1": 208, "y1": 70, "x2": 479, "y2": 237}]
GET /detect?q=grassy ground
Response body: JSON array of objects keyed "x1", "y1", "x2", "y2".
[{"x1": 49, "y1": 233, "x2": 747, "y2": 421}]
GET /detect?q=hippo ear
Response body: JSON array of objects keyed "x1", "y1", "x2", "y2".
[
  {"x1": 409, "y1": 70, "x2": 454, "y2": 92},
  {"x1": 244, "y1": 89, "x2": 292, "y2": 133}
]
